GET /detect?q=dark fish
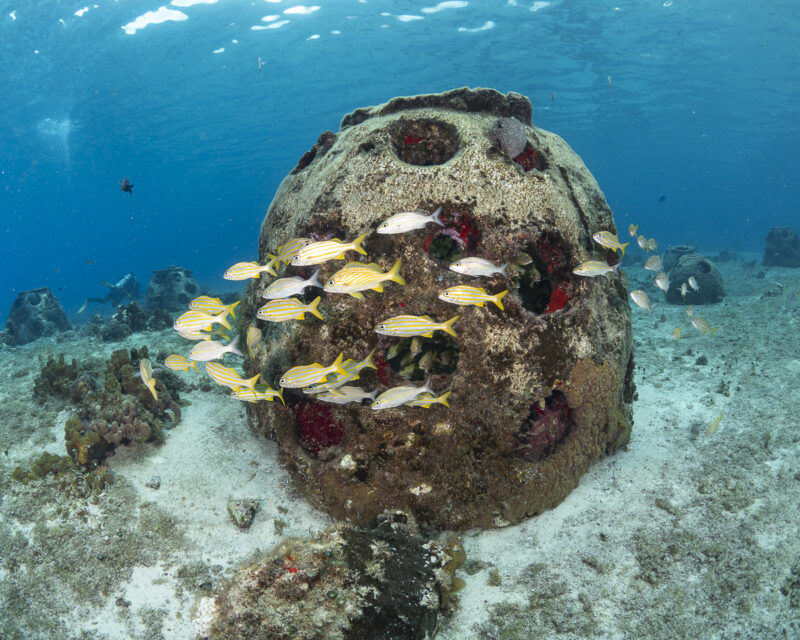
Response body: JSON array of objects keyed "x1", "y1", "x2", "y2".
[
  {"x1": 657, "y1": 195, "x2": 666, "y2": 202},
  {"x1": 120, "y1": 177, "x2": 134, "y2": 193}
]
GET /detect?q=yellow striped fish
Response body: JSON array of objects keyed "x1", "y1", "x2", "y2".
[
  {"x1": 405, "y1": 390, "x2": 452, "y2": 408},
  {"x1": 592, "y1": 231, "x2": 630, "y2": 256},
  {"x1": 257, "y1": 296, "x2": 323, "y2": 322},
  {"x1": 276, "y1": 238, "x2": 311, "y2": 264},
  {"x1": 375, "y1": 315, "x2": 459, "y2": 338},
  {"x1": 438, "y1": 285, "x2": 508, "y2": 310},
  {"x1": 304, "y1": 349, "x2": 376, "y2": 394},
  {"x1": 190, "y1": 296, "x2": 240, "y2": 320},
  {"x1": 279, "y1": 352, "x2": 348, "y2": 389},
  {"x1": 174, "y1": 309, "x2": 232, "y2": 333},
  {"x1": 691, "y1": 316, "x2": 718, "y2": 337},
  {"x1": 165, "y1": 354, "x2": 198, "y2": 372},
  {"x1": 139, "y1": 358, "x2": 158, "y2": 400},
  {"x1": 246, "y1": 325, "x2": 262, "y2": 358},
  {"x1": 223, "y1": 255, "x2": 278, "y2": 281},
  {"x1": 289, "y1": 233, "x2": 368, "y2": 266},
  {"x1": 323, "y1": 259, "x2": 405, "y2": 298},
  {"x1": 205, "y1": 362, "x2": 261, "y2": 391},
  {"x1": 230, "y1": 384, "x2": 285, "y2": 405}
]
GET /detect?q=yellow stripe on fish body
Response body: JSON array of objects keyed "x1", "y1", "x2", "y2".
[
  {"x1": 280, "y1": 352, "x2": 348, "y2": 388},
  {"x1": 165, "y1": 354, "x2": 198, "y2": 372},
  {"x1": 592, "y1": 231, "x2": 630, "y2": 256},
  {"x1": 257, "y1": 296, "x2": 323, "y2": 322},
  {"x1": 405, "y1": 390, "x2": 452, "y2": 408},
  {"x1": 438, "y1": 286, "x2": 508, "y2": 310},
  {"x1": 276, "y1": 238, "x2": 311, "y2": 264},
  {"x1": 204, "y1": 361, "x2": 260, "y2": 391},
  {"x1": 375, "y1": 315, "x2": 459, "y2": 338},
  {"x1": 303, "y1": 359, "x2": 359, "y2": 394},
  {"x1": 289, "y1": 233, "x2": 368, "y2": 266},
  {"x1": 324, "y1": 259, "x2": 405, "y2": 298},
  {"x1": 223, "y1": 258, "x2": 277, "y2": 281},
  {"x1": 246, "y1": 325, "x2": 262, "y2": 358},
  {"x1": 174, "y1": 309, "x2": 232, "y2": 333},
  {"x1": 230, "y1": 384, "x2": 284, "y2": 405},
  {"x1": 190, "y1": 296, "x2": 240, "y2": 320}
]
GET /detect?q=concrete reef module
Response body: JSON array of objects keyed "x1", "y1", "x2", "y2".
[{"x1": 240, "y1": 87, "x2": 634, "y2": 531}]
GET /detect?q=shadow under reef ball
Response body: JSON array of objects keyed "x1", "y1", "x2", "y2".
[{"x1": 241, "y1": 87, "x2": 635, "y2": 531}]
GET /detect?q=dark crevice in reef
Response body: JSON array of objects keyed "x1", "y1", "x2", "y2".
[
  {"x1": 385, "y1": 336, "x2": 460, "y2": 382},
  {"x1": 389, "y1": 118, "x2": 461, "y2": 166},
  {"x1": 518, "y1": 232, "x2": 573, "y2": 315},
  {"x1": 514, "y1": 391, "x2": 573, "y2": 461}
]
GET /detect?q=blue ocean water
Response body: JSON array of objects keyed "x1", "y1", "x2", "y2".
[{"x1": 1, "y1": 0, "x2": 798, "y2": 323}]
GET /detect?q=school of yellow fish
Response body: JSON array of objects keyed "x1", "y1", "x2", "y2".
[{"x1": 147, "y1": 207, "x2": 519, "y2": 412}]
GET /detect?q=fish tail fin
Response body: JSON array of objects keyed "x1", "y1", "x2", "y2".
[
  {"x1": 246, "y1": 374, "x2": 261, "y2": 391},
  {"x1": 500, "y1": 263, "x2": 509, "y2": 278},
  {"x1": 439, "y1": 390, "x2": 452, "y2": 408},
  {"x1": 620, "y1": 241, "x2": 630, "y2": 256},
  {"x1": 265, "y1": 254, "x2": 278, "y2": 277},
  {"x1": 77, "y1": 299, "x2": 89, "y2": 314},
  {"x1": 147, "y1": 378, "x2": 158, "y2": 401},
  {"x1": 332, "y1": 352, "x2": 347, "y2": 376},
  {"x1": 493, "y1": 290, "x2": 509, "y2": 311},
  {"x1": 709, "y1": 327, "x2": 719, "y2": 338},
  {"x1": 191, "y1": 361, "x2": 199, "y2": 372},
  {"x1": 228, "y1": 335, "x2": 244, "y2": 357},
  {"x1": 442, "y1": 315, "x2": 459, "y2": 337},
  {"x1": 363, "y1": 348, "x2": 377, "y2": 370},
  {"x1": 309, "y1": 296, "x2": 324, "y2": 320},
  {"x1": 309, "y1": 269, "x2": 322, "y2": 289},
  {"x1": 225, "y1": 300, "x2": 241, "y2": 321},
  {"x1": 612, "y1": 262, "x2": 622, "y2": 273},
  {"x1": 431, "y1": 206, "x2": 445, "y2": 227},
  {"x1": 353, "y1": 232, "x2": 368, "y2": 255},
  {"x1": 277, "y1": 387, "x2": 285, "y2": 406},
  {"x1": 423, "y1": 375, "x2": 433, "y2": 395},
  {"x1": 217, "y1": 314, "x2": 232, "y2": 331},
  {"x1": 368, "y1": 389, "x2": 379, "y2": 401},
  {"x1": 388, "y1": 259, "x2": 405, "y2": 285}
]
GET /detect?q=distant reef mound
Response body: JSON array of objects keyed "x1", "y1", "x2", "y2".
[
  {"x1": 5, "y1": 287, "x2": 71, "y2": 346},
  {"x1": 241, "y1": 87, "x2": 634, "y2": 531}
]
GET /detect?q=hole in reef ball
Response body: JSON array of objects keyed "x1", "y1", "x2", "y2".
[
  {"x1": 389, "y1": 118, "x2": 460, "y2": 166},
  {"x1": 427, "y1": 234, "x2": 463, "y2": 264},
  {"x1": 698, "y1": 260, "x2": 712, "y2": 274},
  {"x1": 518, "y1": 233, "x2": 572, "y2": 314},
  {"x1": 385, "y1": 335, "x2": 459, "y2": 381},
  {"x1": 514, "y1": 391, "x2": 573, "y2": 461}
]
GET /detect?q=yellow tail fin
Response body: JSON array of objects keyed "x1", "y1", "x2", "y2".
[
  {"x1": 309, "y1": 296, "x2": 324, "y2": 320},
  {"x1": 216, "y1": 313, "x2": 232, "y2": 331},
  {"x1": 493, "y1": 290, "x2": 509, "y2": 311},
  {"x1": 352, "y1": 232, "x2": 368, "y2": 255},
  {"x1": 225, "y1": 300, "x2": 241, "y2": 321},
  {"x1": 362, "y1": 348, "x2": 376, "y2": 370},
  {"x1": 277, "y1": 387, "x2": 285, "y2": 406},
  {"x1": 620, "y1": 241, "x2": 630, "y2": 256},
  {"x1": 439, "y1": 390, "x2": 452, "y2": 408},
  {"x1": 191, "y1": 361, "x2": 199, "y2": 373},
  {"x1": 442, "y1": 315, "x2": 460, "y2": 337},
  {"x1": 332, "y1": 352, "x2": 347, "y2": 376},
  {"x1": 147, "y1": 378, "x2": 158, "y2": 401},
  {"x1": 245, "y1": 374, "x2": 261, "y2": 391},
  {"x1": 388, "y1": 259, "x2": 405, "y2": 285}
]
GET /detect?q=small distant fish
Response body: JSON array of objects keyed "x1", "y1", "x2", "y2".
[
  {"x1": 646, "y1": 238, "x2": 658, "y2": 253},
  {"x1": 688, "y1": 276, "x2": 699, "y2": 291},
  {"x1": 263, "y1": 269, "x2": 322, "y2": 299},
  {"x1": 224, "y1": 257, "x2": 278, "y2": 281},
  {"x1": 276, "y1": 238, "x2": 311, "y2": 264},
  {"x1": 246, "y1": 325, "x2": 262, "y2": 358},
  {"x1": 231, "y1": 384, "x2": 285, "y2": 405},
  {"x1": 290, "y1": 233, "x2": 368, "y2": 266},
  {"x1": 418, "y1": 350, "x2": 436, "y2": 372},
  {"x1": 657, "y1": 195, "x2": 667, "y2": 202},
  {"x1": 685, "y1": 305, "x2": 695, "y2": 317},
  {"x1": 280, "y1": 352, "x2": 348, "y2": 389},
  {"x1": 644, "y1": 255, "x2": 663, "y2": 271},
  {"x1": 174, "y1": 309, "x2": 232, "y2": 333},
  {"x1": 438, "y1": 285, "x2": 508, "y2": 310},
  {"x1": 317, "y1": 386, "x2": 378, "y2": 405},
  {"x1": 671, "y1": 327, "x2": 682, "y2": 340},
  {"x1": 410, "y1": 337, "x2": 424, "y2": 356},
  {"x1": 120, "y1": 177, "x2": 134, "y2": 194},
  {"x1": 654, "y1": 272, "x2": 669, "y2": 293},
  {"x1": 405, "y1": 390, "x2": 452, "y2": 409},
  {"x1": 376, "y1": 207, "x2": 444, "y2": 234},
  {"x1": 205, "y1": 362, "x2": 261, "y2": 391},
  {"x1": 607, "y1": 75, "x2": 612, "y2": 89},
  {"x1": 691, "y1": 316, "x2": 718, "y2": 337},
  {"x1": 680, "y1": 282, "x2": 688, "y2": 300},
  {"x1": 386, "y1": 343, "x2": 402, "y2": 360},
  {"x1": 707, "y1": 414, "x2": 722, "y2": 436},
  {"x1": 324, "y1": 259, "x2": 405, "y2": 298},
  {"x1": 375, "y1": 315, "x2": 459, "y2": 338},
  {"x1": 139, "y1": 358, "x2": 158, "y2": 400},
  {"x1": 515, "y1": 251, "x2": 533, "y2": 266},
  {"x1": 257, "y1": 56, "x2": 264, "y2": 74},
  {"x1": 257, "y1": 296, "x2": 323, "y2": 322},
  {"x1": 572, "y1": 260, "x2": 620, "y2": 278},
  {"x1": 371, "y1": 376, "x2": 434, "y2": 410},
  {"x1": 628, "y1": 223, "x2": 639, "y2": 238},
  {"x1": 449, "y1": 257, "x2": 508, "y2": 278},
  {"x1": 637, "y1": 235, "x2": 647, "y2": 250},
  {"x1": 630, "y1": 290, "x2": 654, "y2": 313},
  {"x1": 190, "y1": 296, "x2": 240, "y2": 320},
  {"x1": 165, "y1": 354, "x2": 198, "y2": 372},
  {"x1": 189, "y1": 336, "x2": 244, "y2": 362},
  {"x1": 87, "y1": 259, "x2": 95, "y2": 266},
  {"x1": 592, "y1": 231, "x2": 630, "y2": 256}
]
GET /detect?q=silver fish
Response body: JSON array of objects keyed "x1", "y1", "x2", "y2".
[
  {"x1": 449, "y1": 257, "x2": 508, "y2": 278},
  {"x1": 377, "y1": 207, "x2": 444, "y2": 234}
]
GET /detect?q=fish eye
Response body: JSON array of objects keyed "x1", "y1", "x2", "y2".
[
  {"x1": 328, "y1": 280, "x2": 334, "y2": 285},
  {"x1": 379, "y1": 324, "x2": 386, "y2": 330}
]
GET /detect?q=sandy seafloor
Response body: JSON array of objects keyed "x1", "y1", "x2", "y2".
[{"x1": 1, "y1": 253, "x2": 799, "y2": 640}]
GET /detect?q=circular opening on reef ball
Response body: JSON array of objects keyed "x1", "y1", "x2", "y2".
[{"x1": 389, "y1": 118, "x2": 460, "y2": 166}]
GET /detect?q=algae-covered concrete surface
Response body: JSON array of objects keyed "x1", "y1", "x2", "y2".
[{"x1": 0, "y1": 257, "x2": 798, "y2": 639}]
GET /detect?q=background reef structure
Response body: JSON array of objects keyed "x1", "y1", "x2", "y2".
[{"x1": 242, "y1": 88, "x2": 635, "y2": 531}]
